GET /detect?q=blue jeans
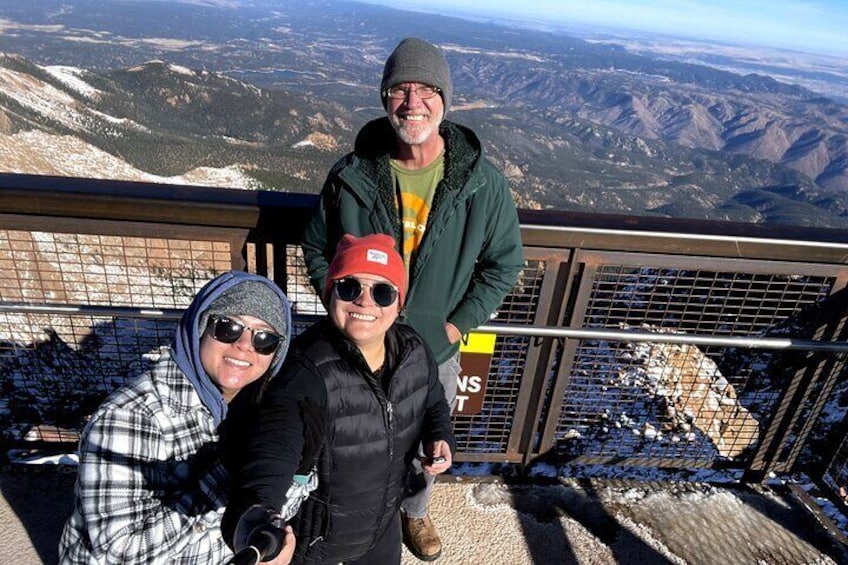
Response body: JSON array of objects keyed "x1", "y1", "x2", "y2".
[{"x1": 400, "y1": 354, "x2": 460, "y2": 518}]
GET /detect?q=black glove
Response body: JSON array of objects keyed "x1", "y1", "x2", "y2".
[{"x1": 227, "y1": 505, "x2": 285, "y2": 564}]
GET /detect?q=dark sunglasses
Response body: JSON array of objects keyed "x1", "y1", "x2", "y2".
[
  {"x1": 333, "y1": 278, "x2": 398, "y2": 308},
  {"x1": 207, "y1": 315, "x2": 282, "y2": 356}
]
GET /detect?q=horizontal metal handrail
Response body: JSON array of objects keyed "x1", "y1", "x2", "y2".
[
  {"x1": 0, "y1": 303, "x2": 324, "y2": 325},
  {"x1": 477, "y1": 324, "x2": 848, "y2": 353},
  {"x1": 0, "y1": 303, "x2": 184, "y2": 320},
  {"x1": 521, "y1": 223, "x2": 848, "y2": 249},
  {"x1": 2, "y1": 303, "x2": 845, "y2": 353}
]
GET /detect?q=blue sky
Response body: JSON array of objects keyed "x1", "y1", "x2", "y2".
[{"x1": 356, "y1": 0, "x2": 848, "y2": 57}]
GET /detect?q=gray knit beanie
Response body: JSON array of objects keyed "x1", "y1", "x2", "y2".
[
  {"x1": 381, "y1": 37, "x2": 452, "y2": 114},
  {"x1": 200, "y1": 280, "x2": 287, "y2": 337}
]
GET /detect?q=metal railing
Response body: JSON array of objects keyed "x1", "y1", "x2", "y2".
[
  {"x1": 1, "y1": 173, "x2": 847, "y2": 492},
  {"x1": 477, "y1": 324, "x2": 848, "y2": 353}
]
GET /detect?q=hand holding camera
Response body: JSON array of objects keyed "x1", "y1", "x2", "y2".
[{"x1": 422, "y1": 440, "x2": 452, "y2": 475}]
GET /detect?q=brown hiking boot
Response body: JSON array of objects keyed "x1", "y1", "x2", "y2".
[{"x1": 401, "y1": 512, "x2": 442, "y2": 561}]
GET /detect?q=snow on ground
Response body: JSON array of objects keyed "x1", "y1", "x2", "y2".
[
  {"x1": 442, "y1": 44, "x2": 545, "y2": 62},
  {"x1": 43, "y1": 65, "x2": 100, "y2": 99},
  {"x1": 0, "y1": 130, "x2": 259, "y2": 189},
  {"x1": 0, "y1": 67, "x2": 82, "y2": 130}
]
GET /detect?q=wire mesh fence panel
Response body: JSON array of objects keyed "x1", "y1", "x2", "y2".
[
  {"x1": 582, "y1": 265, "x2": 831, "y2": 336},
  {"x1": 0, "y1": 228, "x2": 238, "y2": 451},
  {"x1": 557, "y1": 339, "x2": 773, "y2": 466},
  {"x1": 0, "y1": 230, "x2": 230, "y2": 307},
  {"x1": 551, "y1": 259, "x2": 838, "y2": 470},
  {"x1": 780, "y1": 291, "x2": 848, "y2": 477},
  {"x1": 0, "y1": 312, "x2": 178, "y2": 445},
  {"x1": 824, "y1": 427, "x2": 848, "y2": 512},
  {"x1": 451, "y1": 259, "x2": 546, "y2": 456},
  {"x1": 285, "y1": 244, "x2": 327, "y2": 317}
]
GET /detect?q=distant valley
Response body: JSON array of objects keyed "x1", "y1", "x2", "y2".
[{"x1": 0, "y1": 0, "x2": 846, "y2": 228}]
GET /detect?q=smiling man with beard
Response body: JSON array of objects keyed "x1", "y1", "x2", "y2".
[{"x1": 301, "y1": 37, "x2": 523, "y2": 561}]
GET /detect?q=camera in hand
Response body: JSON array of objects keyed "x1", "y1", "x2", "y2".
[{"x1": 226, "y1": 505, "x2": 286, "y2": 565}]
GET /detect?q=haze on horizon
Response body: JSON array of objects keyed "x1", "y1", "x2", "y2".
[{"x1": 355, "y1": 0, "x2": 848, "y2": 58}]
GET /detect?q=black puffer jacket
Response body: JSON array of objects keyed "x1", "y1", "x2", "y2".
[{"x1": 223, "y1": 319, "x2": 455, "y2": 564}]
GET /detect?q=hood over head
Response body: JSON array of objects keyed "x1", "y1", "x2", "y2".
[{"x1": 173, "y1": 270, "x2": 292, "y2": 426}]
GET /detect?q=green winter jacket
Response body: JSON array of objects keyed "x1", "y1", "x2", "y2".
[{"x1": 301, "y1": 117, "x2": 523, "y2": 363}]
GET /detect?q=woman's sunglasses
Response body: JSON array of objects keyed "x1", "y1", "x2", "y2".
[
  {"x1": 206, "y1": 315, "x2": 282, "y2": 355},
  {"x1": 332, "y1": 278, "x2": 398, "y2": 308}
]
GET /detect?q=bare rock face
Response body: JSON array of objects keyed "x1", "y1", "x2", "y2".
[
  {"x1": 0, "y1": 108, "x2": 11, "y2": 134},
  {"x1": 304, "y1": 131, "x2": 338, "y2": 151},
  {"x1": 657, "y1": 342, "x2": 759, "y2": 458},
  {"x1": 623, "y1": 335, "x2": 760, "y2": 458}
]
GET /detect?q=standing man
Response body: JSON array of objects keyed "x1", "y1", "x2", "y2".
[{"x1": 301, "y1": 36, "x2": 523, "y2": 562}]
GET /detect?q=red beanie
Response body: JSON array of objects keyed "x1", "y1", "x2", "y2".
[{"x1": 325, "y1": 233, "x2": 407, "y2": 307}]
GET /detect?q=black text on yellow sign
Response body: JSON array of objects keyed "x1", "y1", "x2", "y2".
[{"x1": 455, "y1": 332, "x2": 495, "y2": 415}]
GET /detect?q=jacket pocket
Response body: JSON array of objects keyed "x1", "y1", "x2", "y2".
[
  {"x1": 405, "y1": 309, "x2": 451, "y2": 361},
  {"x1": 291, "y1": 495, "x2": 330, "y2": 562}
]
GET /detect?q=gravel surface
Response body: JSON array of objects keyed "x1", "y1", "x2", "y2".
[
  {"x1": 1, "y1": 469, "x2": 845, "y2": 564},
  {"x1": 404, "y1": 479, "x2": 845, "y2": 565}
]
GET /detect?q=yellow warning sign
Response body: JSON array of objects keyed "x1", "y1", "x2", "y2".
[{"x1": 459, "y1": 331, "x2": 496, "y2": 355}]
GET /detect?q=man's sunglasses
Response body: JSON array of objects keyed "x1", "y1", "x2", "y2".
[
  {"x1": 206, "y1": 315, "x2": 282, "y2": 355},
  {"x1": 332, "y1": 278, "x2": 398, "y2": 308}
]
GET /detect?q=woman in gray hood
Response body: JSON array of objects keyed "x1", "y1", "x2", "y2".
[{"x1": 59, "y1": 270, "x2": 300, "y2": 564}]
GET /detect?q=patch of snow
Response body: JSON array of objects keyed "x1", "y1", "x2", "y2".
[
  {"x1": 1, "y1": 130, "x2": 258, "y2": 189},
  {"x1": 86, "y1": 108, "x2": 149, "y2": 130},
  {"x1": 166, "y1": 63, "x2": 194, "y2": 76},
  {"x1": 7, "y1": 449, "x2": 78, "y2": 466},
  {"x1": 442, "y1": 44, "x2": 545, "y2": 62},
  {"x1": 0, "y1": 67, "x2": 80, "y2": 129},
  {"x1": 44, "y1": 65, "x2": 100, "y2": 98}
]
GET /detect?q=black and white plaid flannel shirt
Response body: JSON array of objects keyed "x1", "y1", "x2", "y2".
[{"x1": 59, "y1": 350, "x2": 233, "y2": 564}]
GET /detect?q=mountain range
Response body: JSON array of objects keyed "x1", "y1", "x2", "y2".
[{"x1": 0, "y1": 0, "x2": 847, "y2": 228}]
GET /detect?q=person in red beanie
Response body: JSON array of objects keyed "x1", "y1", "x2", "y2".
[
  {"x1": 223, "y1": 234, "x2": 455, "y2": 565},
  {"x1": 302, "y1": 37, "x2": 523, "y2": 561}
]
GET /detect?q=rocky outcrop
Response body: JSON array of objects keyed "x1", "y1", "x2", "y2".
[{"x1": 621, "y1": 336, "x2": 760, "y2": 458}]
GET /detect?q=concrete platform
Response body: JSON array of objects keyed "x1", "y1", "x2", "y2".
[{"x1": 1, "y1": 467, "x2": 846, "y2": 564}]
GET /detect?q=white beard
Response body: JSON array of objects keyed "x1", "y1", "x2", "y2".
[{"x1": 388, "y1": 107, "x2": 444, "y2": 146}]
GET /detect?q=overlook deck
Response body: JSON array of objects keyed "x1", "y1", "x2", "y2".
[
  {"x1": 1, "y1": 467, "x2": 846, "y2": 564},
  {"x1": 1, "y1": 173, "x2": 848, "y2": 563}
]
